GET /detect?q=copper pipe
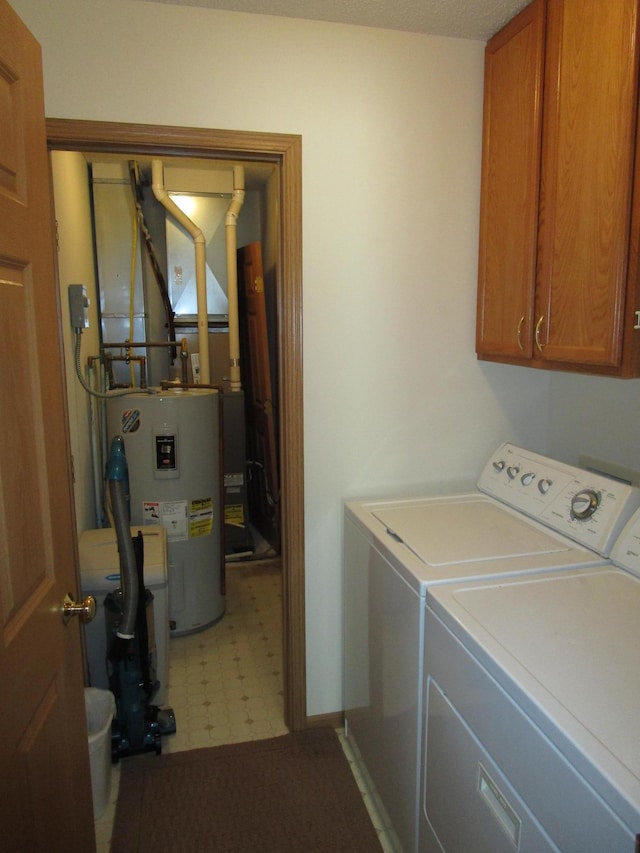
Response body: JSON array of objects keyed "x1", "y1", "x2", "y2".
[
  {"x1": 104, "y1": 354, "x2": 148, "y2": 389},
  {"x1": 102, "y1": 340, "x2": 187, "y2": 349}
]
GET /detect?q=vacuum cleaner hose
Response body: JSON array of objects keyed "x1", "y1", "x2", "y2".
[
  {"x1": 109, "y1": 478, "x2": 139, "y2": 638},
  {"x1": 107, "y1": 437, "x2": 139, "y2": 639}
]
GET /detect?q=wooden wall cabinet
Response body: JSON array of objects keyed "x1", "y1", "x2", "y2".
[{"x1": 476, "y1": 0, "x2": 640, "y2": 377}]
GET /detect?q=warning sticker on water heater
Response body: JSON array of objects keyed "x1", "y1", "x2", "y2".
[
  {"x1": 143, "y1": 500, "x2": 188, "y2": 541},
  {"x1": 190, "y1": 497, "x2": 214, "y2": 538}
]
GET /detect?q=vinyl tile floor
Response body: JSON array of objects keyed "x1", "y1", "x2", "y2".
[{"x1": 94, "y1": 563, "x2": 396, "y2": 852}]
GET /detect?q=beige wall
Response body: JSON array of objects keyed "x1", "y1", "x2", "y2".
[
  {"x1": 51, "y1": 151, "x2": 102, "y2": 534},
  {"x1": 13, "y1": 0, "x2": 561, "y2": 715}
]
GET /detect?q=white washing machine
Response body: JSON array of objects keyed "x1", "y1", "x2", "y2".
[
  {"x1": 79, "y1": 525, "x2": 170, "y2": 706},
  {"x1": 421, "y1": 510, "x2": 640, "y2": 851},
  {"x1": 343, "y1": 443, "x2": 640, "y2": 853}
]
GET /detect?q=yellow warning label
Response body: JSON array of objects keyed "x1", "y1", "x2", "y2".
[
  {"x1": 225, "y1": 504, "x2": 246, "y2": 528},
  {"x1": 189, "y1": 497, "x2": 213, "y2": 537}
]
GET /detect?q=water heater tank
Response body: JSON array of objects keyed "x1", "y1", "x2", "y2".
[{"x1": 107, "y1": 389, "x2": 224, "y2": 636}]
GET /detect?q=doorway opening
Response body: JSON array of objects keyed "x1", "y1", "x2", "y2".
[{"x1": 47, "y1": 119, "x2": 306, "y2": 731}]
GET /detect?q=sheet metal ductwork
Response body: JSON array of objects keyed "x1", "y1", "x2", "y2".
[{"x1": 151, "y1": 159, "x2": 211, "y2": 384}]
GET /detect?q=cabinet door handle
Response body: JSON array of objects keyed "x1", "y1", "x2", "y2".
[
  {"x1": 517, "y1": 316, "x2": 525, "y2": 351},
  {"x1": 534, "y1": 315, "x2": 545, "y2": 352}
]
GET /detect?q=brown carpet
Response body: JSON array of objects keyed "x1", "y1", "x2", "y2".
[{"x1": 111, "y1": 728, "x2": 382, "y2": 852}]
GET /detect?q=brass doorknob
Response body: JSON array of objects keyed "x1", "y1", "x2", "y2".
[{"x1": 62, "y1": 593, "x2": 96, "y2": 625}]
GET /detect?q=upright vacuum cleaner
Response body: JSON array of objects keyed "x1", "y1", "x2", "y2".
[{"x1": 105, "y1": 436, "x2": 176, "y2": 759}]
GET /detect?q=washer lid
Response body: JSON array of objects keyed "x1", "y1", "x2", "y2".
[{"x1": 372, "y1": 497, "x2": 571, "y2": 566}]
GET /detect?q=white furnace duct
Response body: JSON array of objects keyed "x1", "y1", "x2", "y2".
[{"x1": 107, "y1": 388, "x2": 224, "y2": 635}]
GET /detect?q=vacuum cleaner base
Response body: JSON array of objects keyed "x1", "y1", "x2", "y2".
[{"x1": 111, "y1": 705, "x2": 177, "y2": 762}]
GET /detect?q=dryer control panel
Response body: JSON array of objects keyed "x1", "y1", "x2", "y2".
[
  {"x1": 478, "y1": 444, "x2": 640, "y2": 556},
  {"x1": 610, "y1": 508, "x2": 640, "y2": 578}
]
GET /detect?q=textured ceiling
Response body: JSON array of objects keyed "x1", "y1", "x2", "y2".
[{"x1": 131, "y1": 0, "x2": 530, "y2": 41}]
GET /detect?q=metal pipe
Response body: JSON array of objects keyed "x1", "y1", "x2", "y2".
[
  {"x1": 88, "y1": 360, "x2": 104, "y2": 527},
  {"x1": 102, "y1": 340, "x2": 188, "y2": 349},
  {"x1": 104, "y1": 354, "x2": 148, "y2": 389},
  {"x1": 226, "y1": 166, "x2": 245, "y2": 392},
  {"x1": 181, "y1": 338, "x2": 189, "y2": 383}
]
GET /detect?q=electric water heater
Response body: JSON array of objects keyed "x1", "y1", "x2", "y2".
[{"x1": 107, "y1": 388, "x2": 224, "y2": 635}]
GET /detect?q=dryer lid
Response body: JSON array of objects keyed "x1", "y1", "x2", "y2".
[{"x1": 433, "y1": 567, "x2": 640, "y2": 816}]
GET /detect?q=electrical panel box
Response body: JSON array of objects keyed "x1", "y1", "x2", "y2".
[{"x1": 68, "y1": 283, "x2": 90, "y2": 330}]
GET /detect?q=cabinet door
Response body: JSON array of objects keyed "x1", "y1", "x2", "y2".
[
  {"x1": 476, "y1": 0, "x2": 545, "y2": 359},
  {"x1": 535, "y1": 0, "x2": 640, "y2": 367}
]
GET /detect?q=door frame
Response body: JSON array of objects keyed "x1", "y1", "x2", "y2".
[{"x1": 46, "y1": 119, "x2": 306, "y2": 731}]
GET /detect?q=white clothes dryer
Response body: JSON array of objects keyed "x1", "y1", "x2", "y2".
[{"x1": 421, "y1": 509, "x2": 640, "y2": 851}]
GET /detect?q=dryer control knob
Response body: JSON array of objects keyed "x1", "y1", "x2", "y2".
[
  {"x1": 538, "y1": 478, "x2": 553, "y2": 494},
  {"x1": 521, "y1": 472, "x2": 535, "y2": 486},
  {"x1": 571, "y1": 489, "x2": 600, "y2": 520},
  {"x1": 507, "y1": 465, "x2": 520, "y2": 479}
]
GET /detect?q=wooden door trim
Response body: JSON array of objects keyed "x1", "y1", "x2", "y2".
[{"x1": 46, "y1": 119, "x2": 307, "y2": 731}]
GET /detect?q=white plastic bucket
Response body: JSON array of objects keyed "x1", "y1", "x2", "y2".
[{"x1": 84, "y1": 687, "x2": 116, "y2": 819}]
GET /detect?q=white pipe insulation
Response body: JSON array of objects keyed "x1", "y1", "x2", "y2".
[
  {"x1": 226, "y1": 166, "x2": 245, "y2": 392},
  {"x1": 151, "y1": 159, "x2": 211, "y2": 385}
]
